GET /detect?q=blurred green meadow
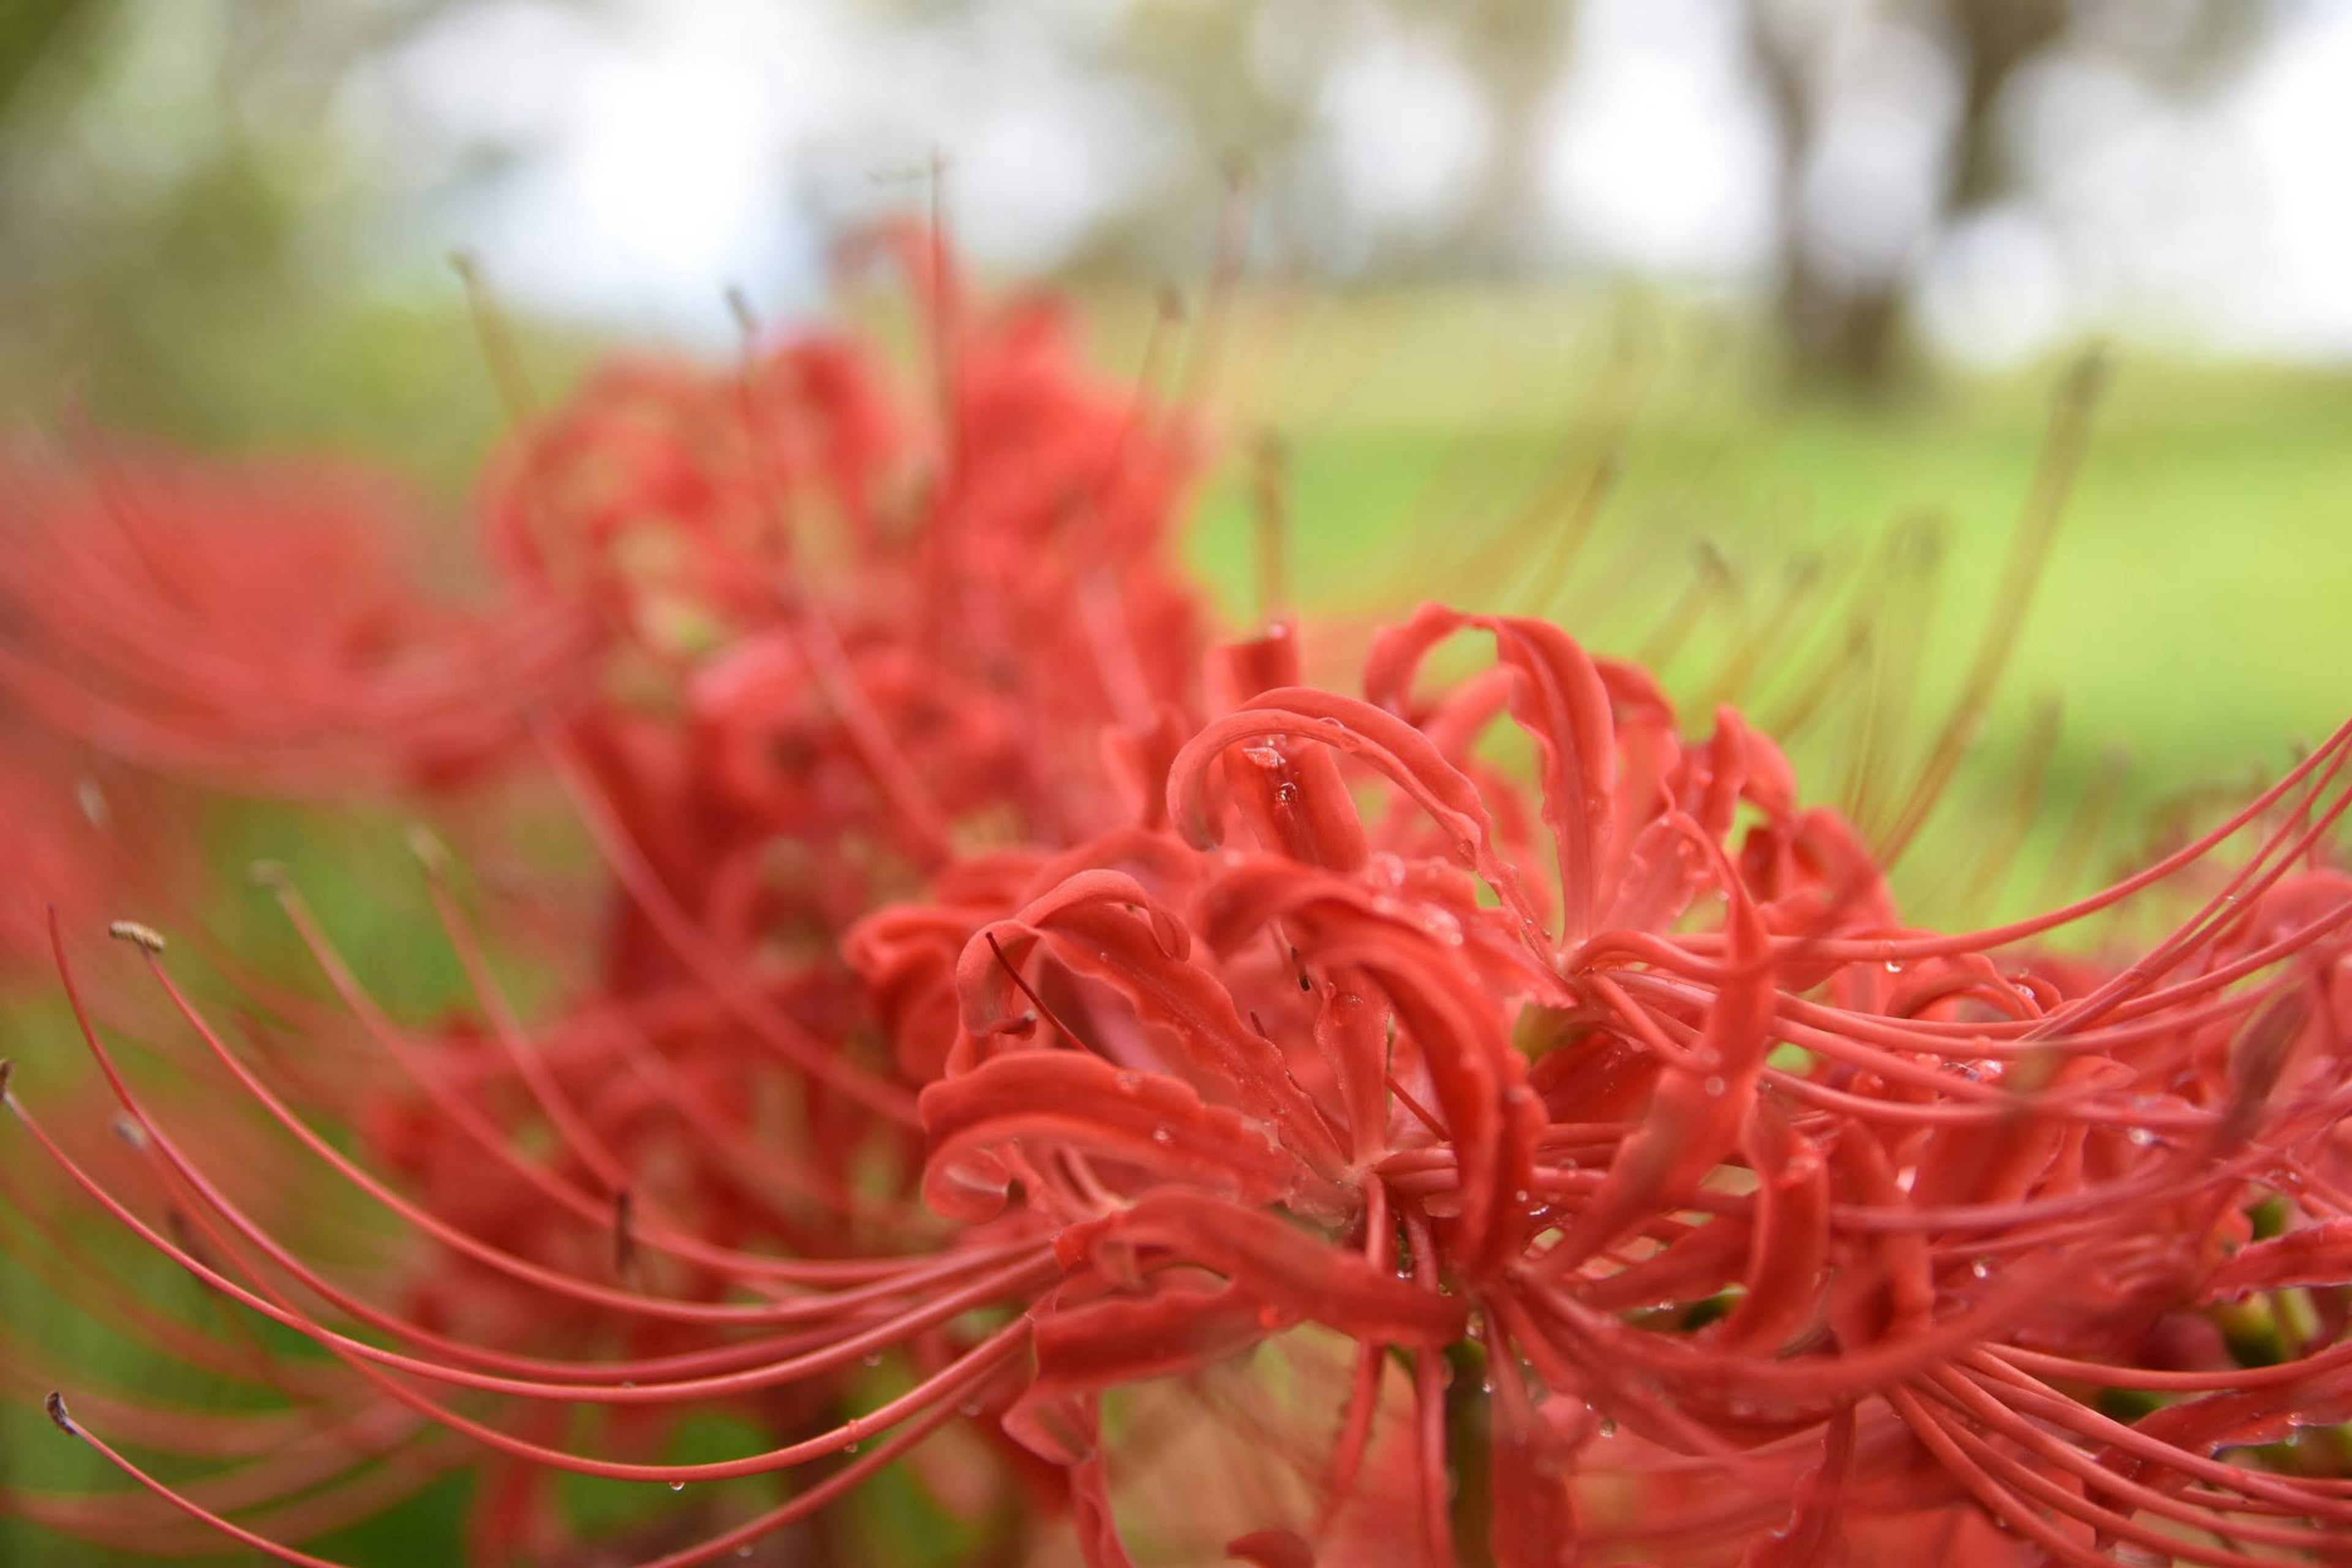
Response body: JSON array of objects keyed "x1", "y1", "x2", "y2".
[
  {"x1": 18, "y1": 277, "x2": 2350, "y2": 869},
  {"x1": 1, "y1": 284, "x2": 2348, "y2": 1563},
  {"x1": 1160, "y1": 289, "x2": 2352, "y2": 930}
]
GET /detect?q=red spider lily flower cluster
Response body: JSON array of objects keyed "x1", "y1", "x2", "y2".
[
  {"x1": 0, "y1": 450, "x2": 597, "y2": 796},
  {"x1": 2, "y1": 236, "x2": 2350, "y2": 1568}
]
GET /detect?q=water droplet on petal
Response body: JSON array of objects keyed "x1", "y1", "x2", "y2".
[
  {"x1": 1703, "y1": 1076, "x2": 1726, "y2": 1098},
  {"x1": 845, "y1": 1441, "x2": 859, "y2": 1454},
  {"x1": 1151, "y1": 1125, "x2": 1172, "y2": 1145},
  {"x1": 669, "y1": 1480, "x2": 686, "y2": 1493},
  {"x1": 862, "y1": 1351, "x2": 881, "y2": 1367}
]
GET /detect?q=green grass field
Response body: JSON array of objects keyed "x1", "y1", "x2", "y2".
[{"x1": 1160, "y1": 291, "x2": 2351, "y2": 928}]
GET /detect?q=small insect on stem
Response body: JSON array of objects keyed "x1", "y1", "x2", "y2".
[{"x1": 106, "y1": 919, "x2": 167, "y2": 954}]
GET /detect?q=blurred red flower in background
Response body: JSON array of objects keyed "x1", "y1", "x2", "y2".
[{"x1": 0, "y1": 450, "x2": 597, "y2": 796}]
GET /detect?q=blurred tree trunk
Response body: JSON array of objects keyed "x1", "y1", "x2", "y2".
[
  {"x1": 1945, "y1": 0, "x2": 2066, "y2": 209},
  {"x1": 1749, "y1": 2, "x2": 1897, "y2": 390},
  {"x1": 1453, "y1": 0, "x2": 1573, "y2": 274},
  {"x1": 1751, "y1": 0, "x2": 2064, "y2": 393},
  {"x1": 1779, "y1": 260, "x2": 1906, "y2": 388}
]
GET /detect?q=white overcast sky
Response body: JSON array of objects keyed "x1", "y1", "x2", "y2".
[{"x1": 342, "y1": 0, "x2": 2352, "y2": 363}]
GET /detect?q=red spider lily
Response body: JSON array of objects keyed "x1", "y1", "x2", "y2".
[
  {"x1": 3, "y1": 232, "x2": 2348, "y2": 1566},
  {"x1": 0, "y1": 448, "x2": 596, "y2": 795},
  {"x1": 447, "y1": 222, "x2": 1209, "y2": 1289},
  {"x1": 0, "y1": 229, "x2": 1218, "y2": 1563},
  {"x1": 6, "y1": 570, "x2": 2346, "y2": 1566},
  {"x1": 497, "y1": 225, "x2": 1202, "y2": 1011},
  {"x1": 837, "y1": 611, "x2": 2352, "y2": 1564}
]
